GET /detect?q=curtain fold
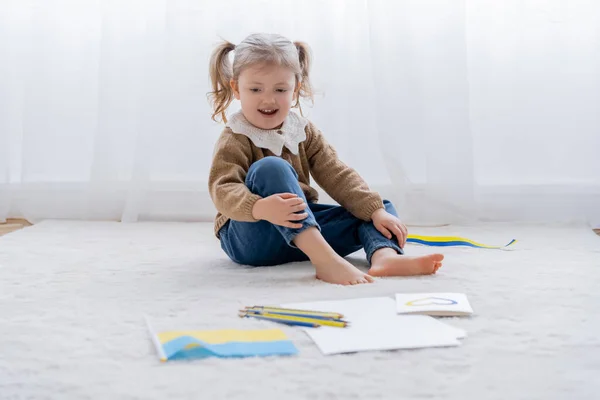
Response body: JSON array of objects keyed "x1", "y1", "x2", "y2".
[{"x1": 1, "y1": 0, "x2": 599, "y2": 226}]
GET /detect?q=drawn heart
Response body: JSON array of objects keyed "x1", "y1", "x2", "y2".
[{"x1": 405, "y1": 297, "x2": 458, "y2": 307}]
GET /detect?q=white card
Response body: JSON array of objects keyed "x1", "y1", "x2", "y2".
[
  {"x1": 395, "y1": 293, "x2": 473, "y2": 316},
  {"x1": 281, "y1": 297, "x2": 464, "y2": 355}
]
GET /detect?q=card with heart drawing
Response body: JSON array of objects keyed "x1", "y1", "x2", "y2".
[{"x1": 395, "y1": 293, "x2": 473, "y2": 316}]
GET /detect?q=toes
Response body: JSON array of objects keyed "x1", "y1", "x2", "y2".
[
  {"x1": 349, "y1": 276, "x2": 373, "y2": 285},
  {"x1": 430, "y1": 254, "x2": 444, "y2": 262}
]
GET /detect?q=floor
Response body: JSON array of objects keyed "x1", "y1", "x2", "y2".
[
  {"x1": 0, "y1": 218, "x2": 31, "y2": 236},
  {"x1": 1, "y1": 220, "x2": 599, "y2": 399},
  {"x1": 2, "y1": 219, "x2": 599, "y2": 237}
]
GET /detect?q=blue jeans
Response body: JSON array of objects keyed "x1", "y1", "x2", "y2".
[{"x1": 218, "y1": 157, "x2": 403, "y2": 266}]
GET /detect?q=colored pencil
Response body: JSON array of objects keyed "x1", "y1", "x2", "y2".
[
  {"x1": 239, "y1": 313, "x2": 321, "y2": 328},
  {"x1": 243, "y1": 308, "x2": 348, "y2": 323},
  {"x1": 244, "y1": 311, "x2": 349, "y2": 328},
  {"x1": 245, "y1": 306, "x2": 344, "y2": 319}
]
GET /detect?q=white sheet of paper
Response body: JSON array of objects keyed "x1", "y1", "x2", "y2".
[
  {"x1": 395, "y1": 293, "x2": 474, "y2": 316},
  {"x1": 281, "y1": 297, "x2": 464, "y2": 355}
]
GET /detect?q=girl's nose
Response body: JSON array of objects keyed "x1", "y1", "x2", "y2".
[
  {"x1": 262, "y1": 98, "x2": 275, "y2": 105},
  {"x1": 262, "y1": 93, "x2": 276, "y2": 103}
]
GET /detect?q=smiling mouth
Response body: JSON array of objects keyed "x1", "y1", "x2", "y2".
[{"x1": 258, "y1": 109, "x2": 278, "y2": 116}]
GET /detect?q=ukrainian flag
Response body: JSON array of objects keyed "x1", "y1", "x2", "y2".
[
  {"x1": 407, "y1": 234, "x2": 516, "y2": 249},
  {"x1": 148, "y1": 325, "x2": 298, "y2": 361}
]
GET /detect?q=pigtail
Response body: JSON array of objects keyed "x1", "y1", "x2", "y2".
[
  {"x1": 293, "y1": 41, "x2": 315, "y2": 115},
  {"x1": 208, "y1": 40, "x2": 236, "y2": 123}
]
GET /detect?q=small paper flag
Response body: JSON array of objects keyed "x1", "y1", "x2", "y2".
[
  {"x1": 406, "y1": 234, "x2": 516, "y2": 249},
  {"x1": 146, "y1": 318, "x2": 297, "y2": 361}
]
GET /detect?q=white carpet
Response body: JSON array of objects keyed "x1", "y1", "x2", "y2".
[{"x1": 1, "y1": 220, "x2": 599, "y2": 399}]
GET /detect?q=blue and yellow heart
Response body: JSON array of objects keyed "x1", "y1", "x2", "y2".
[{"x1": 405, "y1": 297, "x2": 458, "y2": 307}]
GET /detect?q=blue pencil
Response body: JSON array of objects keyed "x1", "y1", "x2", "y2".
[
  {"x1": 245, "y1": 309, "x2": 346, "y2": 322},
  {"x1": 246, "y1": 305, "x2": 344, "y2": 319},
  {"x1": 241, "y1": 313, "x2": 321, "y2": 328}
]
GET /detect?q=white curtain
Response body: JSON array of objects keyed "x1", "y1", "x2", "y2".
[{"x1": 1, "y1": 0, "x2": 599, "y2": 226}]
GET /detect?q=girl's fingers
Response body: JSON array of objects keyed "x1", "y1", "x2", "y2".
[
  {"x1": 288, "y1": 212, "x2": 308, "y2": 221},
  {"x1": 284, "y1": 222, "x2": 303, "y2": 229},
  {"x1": 278, "y1": 193, "x2": 298, "y2": 199},
  {"x1": 392, "y1": 224, "x2": 405, "y2": 247},
  {"x1": 285, "y1": 197, "x2": 305, "y2": 206},
  {"x1": 291, "y1": 203, "x2": 307, "y2": 212},
  {"x1": 400, "y1": 225, "x2": 408, "y2": 245},
  {"x1": 378, "y1": 226, "x2": 392, "y2": 240},
  {"x1": 401, "y1": 223, "x2": 408, "y2": 235}
]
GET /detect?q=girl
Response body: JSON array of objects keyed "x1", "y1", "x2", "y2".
[{"x1": 208, "y1": 33, "x2": 444, "y2": 285}]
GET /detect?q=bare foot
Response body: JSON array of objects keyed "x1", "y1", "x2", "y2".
[
  {"x1": 292, "y1": 226, "x2": 374, "y2": 285},
  {"x1": 369, "y1": 248, "x2": 444, "y2": 277},
  {"x1": 313, "y1": 254, "x2": 375, "y2": 285}
]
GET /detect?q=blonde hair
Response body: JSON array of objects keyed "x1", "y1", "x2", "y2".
[{"x1": 208, "y1": 33, "x2": 314, "y2": 123}]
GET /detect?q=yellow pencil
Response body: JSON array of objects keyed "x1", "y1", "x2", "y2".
[
  {"x1": 245, "y1": 311, "x2": 349, "y2": 328},
  {"x1": 239, "y1": 312, "x2": 321, "y2": 328},
  {"x1": 245, "y1": 306, "x2": 344, "y2": 320}
]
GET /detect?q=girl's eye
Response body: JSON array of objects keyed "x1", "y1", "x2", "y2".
[
  {"x1": 250, "y1": 88, "x2": 261, "y2": 93},
  {"x1": 276, "y1": 89, "x2": 288, "y2": 93}
]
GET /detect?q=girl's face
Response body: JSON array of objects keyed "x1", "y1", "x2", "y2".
[{"x1": 231, "y1": 63, "x2": 298, "y2": 130}]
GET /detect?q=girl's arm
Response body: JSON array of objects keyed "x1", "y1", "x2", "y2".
[
  {"x1": 208, "y1": 132, "x2": 262, "y2": 222},
  {"x1": 305, "y1": 123, "x2": 384, "y2": 221}
]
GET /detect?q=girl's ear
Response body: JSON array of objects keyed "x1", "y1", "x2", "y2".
[{"x1": 230, "y1": 79, "x2": 241, "y2": 100}]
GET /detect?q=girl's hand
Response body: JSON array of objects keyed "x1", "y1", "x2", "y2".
[
  {"x1": 252, "y1": 193, "x2": 308, "y2": 228},
  {"x1": 371, "y1": 208, "x2": 408, "y2": 247}
]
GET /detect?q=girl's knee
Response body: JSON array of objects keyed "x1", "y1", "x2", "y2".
[
  {"x1": 382, "y1": 199, "x2": 398, "y2": 214},
  {"x1": 251, "y1": 156, "x2": 293, "y2": 171},
  {"x1": 247, "y1": 156, "x2": 297, "y2": 182}
]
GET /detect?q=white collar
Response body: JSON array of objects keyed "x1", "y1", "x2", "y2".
[{"x1": 227, "y1": 110, "x2": 308, "y2": 156}]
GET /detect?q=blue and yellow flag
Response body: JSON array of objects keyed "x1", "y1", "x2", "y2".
[
  {"x1": 406, "y1": 234, "x2": 516, "y2": 249},
  {"x1": 147, "y1": 322, "x2": 298, "y2": 361}
]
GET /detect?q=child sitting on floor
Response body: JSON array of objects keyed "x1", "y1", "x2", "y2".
[{"x1": 207, "y1": 33, "x2": 443, "y2": 285}]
